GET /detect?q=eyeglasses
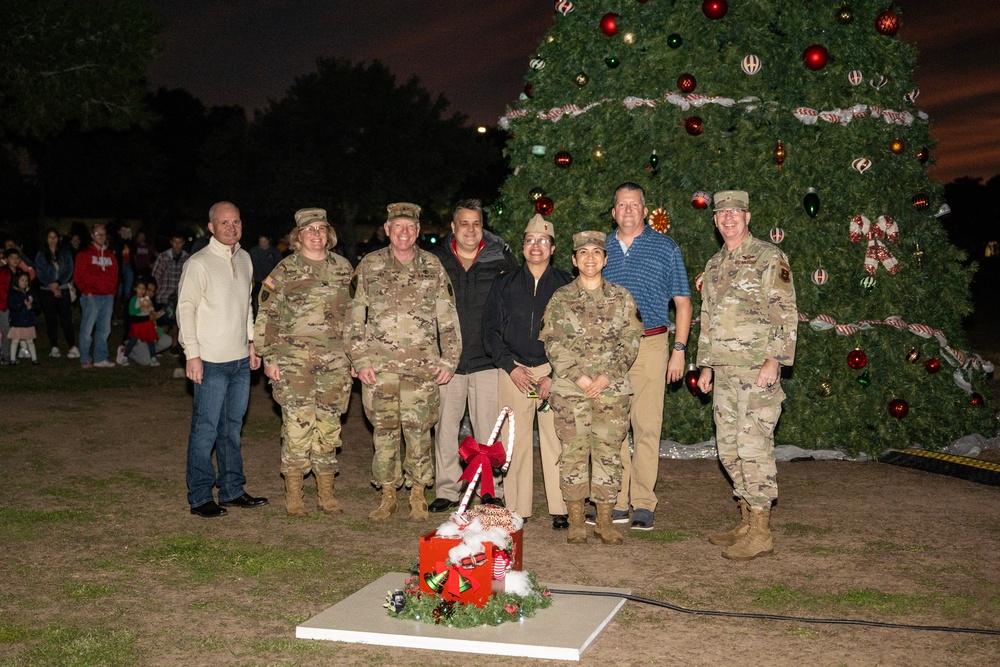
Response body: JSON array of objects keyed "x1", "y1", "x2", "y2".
[
  {"x1": 715, "y1": 209, "x2": 745, "y2": 217},
  {"x1": 523, "y1": 237, "x2": 551, "y2": 246},
  {"x1": 302, "y1": 225, "x2": 329, "y2": 235}
]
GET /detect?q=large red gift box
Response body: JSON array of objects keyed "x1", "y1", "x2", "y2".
[{"x1": 418, "y1": 528, "x2": 523, "y2": 608}]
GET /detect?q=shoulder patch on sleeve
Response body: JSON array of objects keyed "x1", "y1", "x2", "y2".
[
  {"x1": 779, "y1": 263, "x2": 791, "y2": 283},
  {"x1": 262, "y1": 275, "x2": 278, "y2": 291}
]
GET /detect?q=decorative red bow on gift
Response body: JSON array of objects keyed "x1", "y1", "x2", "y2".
[{"x1": 458, "y1": 436, "x2": 507, "y2": 497}]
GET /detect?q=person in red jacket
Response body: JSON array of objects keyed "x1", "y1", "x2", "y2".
[{"x1": 73, "y1": 224, "x2": 119, "y2": 368}]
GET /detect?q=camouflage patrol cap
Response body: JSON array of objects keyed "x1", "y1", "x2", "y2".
[
  {"x1": 294, "y1": 208, "x2": 327, "y2": 228},
  {"x1": 524, "y1": 214, "x2": 554, "y2": 236},
  {"x1": 713, "y1": 190, "x2": 750, "y2": 211},
  {"x1": 573, "y1": 230, "x2": 606, "y2": 251},
  {"x1": 386, "y1": 202, "x2": 422, "y2": 222}
]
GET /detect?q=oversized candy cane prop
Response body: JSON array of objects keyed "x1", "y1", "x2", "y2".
[{"x1": 456, "y1": 406, "x2": 515, "y2": 514}]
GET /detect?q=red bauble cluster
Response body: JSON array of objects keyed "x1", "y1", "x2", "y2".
[
  {"x1": 677, "y1": 73, "x2": 697, "y2": 93},
  {"x1": 702, "y1": 0, "x2": 728, "y2": 20},
  {"x1": 684, "y1": 116, "x2": 704, "y2": 136},
  {"x1": 847, "y1": 349, "x2": 868, "y2": 370},
  {"x1": 600, "y1": 12, "x2": 619, "y2": 36},
  {"x1": 875, "y1": 8, "x2": 901, "y2": 36},
  {"x1": 803, "y1": 45, "x2": 829, "y2": 71},
  {"x1": 888, "y1": 398, "x2": 910, "y2": 419}
]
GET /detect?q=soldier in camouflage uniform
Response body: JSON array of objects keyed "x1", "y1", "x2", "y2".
[
  {"x1": 696, "y1": 190, "x2": 797, "y2": 561},
  {"x1": 540, "y1": 231, "x2": 642, "y2": 545},
  {"x1": 344, "y1": 202, "x2": 462, "y2": 523},
  {"x1": 254, "y1": 208, "x2": 353, "y2": 517}
]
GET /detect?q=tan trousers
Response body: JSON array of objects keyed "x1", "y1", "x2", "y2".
[
  {"x1": 616, "y1": 333, "x2": 668, "y2": 513},
  {"x1": 433, "y1": 369, "x2": 500, "y2": 501},
  {"x1": 498, "y1": 363, "x2": 566, "y2": 518}
]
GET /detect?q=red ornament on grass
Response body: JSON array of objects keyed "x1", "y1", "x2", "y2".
[
  {"x1": 847, "y1": 349, "x2": 868, "y2": 370},
  {"x1": 684, "y1": 116, "x2": 704, "y2": 136},
  {"x1": 702, "y1": 0, "x2": 728, "y2": 20},
  {"x1": 677, "y1": 73, "x2": 697, "y2": 93},
  {"x1": 875, "y1": 7, "x2": 900, "y2": 36},
  {"x1": 600, "y1": 12, "x2": 620, "y2": 36},
  {"x1": 803, "y1": 45, "x2": 830, "y2": 70},
  {"x1": 888, "y1": 398, "x2": 910, "y2": 419},
  {"x1": 924, "y1": 358, "x2": 941, "y2": 374}
]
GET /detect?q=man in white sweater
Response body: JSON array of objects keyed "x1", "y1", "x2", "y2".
[{"x1": 178, "y1": 201, "x2": 268, "y2": 518}]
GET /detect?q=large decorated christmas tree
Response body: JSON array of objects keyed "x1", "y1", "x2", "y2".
[{"x1": 491, "y1": 0, "x2": 996, "y2": 455}]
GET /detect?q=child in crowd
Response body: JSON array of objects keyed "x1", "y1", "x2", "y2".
[
  {"x1": 118, "y1": 281, "x2": 160, "y2": 367},
  {"x1": 7, "y1": 272, "x2": 39, "y2": 365}
]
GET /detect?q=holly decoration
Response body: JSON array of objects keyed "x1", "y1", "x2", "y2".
[
  {"x1": 702, "y1": 0, "x2": 728, "y2": 20},
  {"x1": 803, "y1": 45, "x2": 830, "y2": 70},
  {"x1": 847, "y1": 348, "x2": 868, "y2": 370},
  {"x1": 875, "y1": 7, "x2": 901, "y2": 36},
  {"x1": 888, "y1": 398, "x2": 910, "y2": 419}
]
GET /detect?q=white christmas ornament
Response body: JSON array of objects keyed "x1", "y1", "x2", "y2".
[
  {"x1": 851, "y1": 157, "x2": 872, "y2": 174},
  {"x1": 529, "y1": 57, "x2": 545, "y2": 71},
  {"x1": 554, "y1": 0, "x2": 575, "y2": 16},
  {"x1": 741, "y1": 55, "x2": 761, "y2": 75},
  {"x1": 904, "y1": 88, "x2": 920, "y2": 103},
  {"x1": 848, "y1": 70, "x2": 863, "y2": 86},
  {"x1": 812, "y1": 268, "x2": 829, "y2": 286},
  {"x1": 769, "y1": 227, "x2": 785, "y2": 243},
  {"x1": 870, "y1": 75, "x2": 888, "y2": 90}
]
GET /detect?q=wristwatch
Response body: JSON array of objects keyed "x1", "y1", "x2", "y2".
[{"x1": 673, "y1": 341, "x2": 687, "y2": 352}]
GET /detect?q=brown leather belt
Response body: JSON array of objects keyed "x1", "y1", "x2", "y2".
[{"x1": 643, "y1": 326, "x2": 668, "y2": 337}]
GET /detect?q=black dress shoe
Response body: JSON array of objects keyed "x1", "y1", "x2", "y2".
[
  {"x1": 480, "y1": 494, "x2": 505, "y2": 507},
  {"x1": 219, "y1": 493, "x2": 269, "y2": 509},
  {"x1": 552, "y1": 514, "x2": 569, "y2": 530},
  {"x1": 190, "y1": 501, "x2": 227, "y2": 518},
  {"x1": 428, "y1": 497, "x2": 460, "y2": 513}
]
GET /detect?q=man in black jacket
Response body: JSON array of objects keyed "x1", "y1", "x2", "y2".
[
  {"x1": 483, "y1": 214, "x2": 572, "y2": 529},
  {"x1": 429, "y1": 200, "x2": 518, "y2": 512}
]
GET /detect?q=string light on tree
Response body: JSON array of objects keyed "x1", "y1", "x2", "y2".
[{"x1": 528, "y1": 188, "x2": 546, "y2": 202}]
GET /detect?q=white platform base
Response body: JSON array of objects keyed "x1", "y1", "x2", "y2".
[{"x1": 296, "y1": 572, "x2": 629, "y2": 661}]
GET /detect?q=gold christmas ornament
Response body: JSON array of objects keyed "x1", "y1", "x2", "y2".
[
  {"x1": 649, "y1": 207, "x2": 670, "y2": 233},
  {"x1": 622, "y1": 31, "x2": 637, "y2": 45}
]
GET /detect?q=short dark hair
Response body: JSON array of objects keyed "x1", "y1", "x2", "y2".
[
  {"x1": 614, "y1": 182, "x2": 646, "y2": 206},
  {"x1": 453, "y1": 198, "x2": 484, "y2": 220}
]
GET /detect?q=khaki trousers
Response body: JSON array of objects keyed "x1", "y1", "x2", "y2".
[
  {"x1": 433, "y1": 369, "x2": 500, "y2": 501},
  {"x1": 498, "y1": 363, "x2": 566, "y2": 518},
  {"x1": 616, "y1": 333, "x2": 668, "y2": 513}
]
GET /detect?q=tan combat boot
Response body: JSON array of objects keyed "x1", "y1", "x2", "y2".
[
  {"x1": 284, "y1": 473, "x2": 308, "y2": 517},
  {"x1": 315, "y1": 471, "x2": 342, "y2": 515},
  {"x1": 408, "y1": 485, "x2": 429, "y2": 522},
  {"x1": 594, "y1": 503, "x2": 624, "y2": 545},
  {"x1": 368, "y1": 485, "x2": 398, "y2": 522},
  {"x1": 722, "y1": 508, "x2": 774, "y2": 560},
  {"x1": 708, "y1": 498, "x2": 751, "y2": 546},
  {"x1": 566, "y1": 499, "x2": 587, "y2": 544}
]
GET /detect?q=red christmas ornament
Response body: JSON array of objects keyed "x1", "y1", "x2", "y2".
[
  {"x1": 677, "y1": 73, "x2": 697, "y2": 93},
  {"x1": 803, "y1": 45, "x2": 830, "y2": 70},
  {"x1": 685, "y1": 365, "x2": 702, "y2": 396},
  {"x1": 875, "y1": 7, "x2": 901, "y2": 36},
  {"x1": 691, "y1": 191, "x2": 711, "y2": 209},
  {"x1": 702, "y1": 0, "x2": 728, "y2": 20},
  {"x1": 924, "y1": 358, "x2": 941, "y2": 374},
  {"x1": 554, "y1": 151, "x2": 573, "y2": 168},
  {"x1": 912, "y1": 193, "x2": 930, "y2": 211},
  {"x1": 970, "y1": 392, "x2": 985, "y2": 407},
  {"x1": 917, "y1": 147, "x2": 930, "y2": 164},
  {"x1": 774, "y1": 140, "x2": 786, "y2": 170},
  {"x1": 906, "y1": 347, "x2": 921, "y2": 363},
  {"x1": 600, "y1": 12, "x2": 620, "y2": 36},
  {"x1": 684, "y1": 116, "x2": 704, "y2": 136},
  {"x1": 888, "y1": 398, "x2": 910, "y2": 419},
  {"x1": 535, "y1": 197, "x2": 554, "y2": 216},
  {"x1": 847, "y1": 349, "x2": 868, "y2": 370}
]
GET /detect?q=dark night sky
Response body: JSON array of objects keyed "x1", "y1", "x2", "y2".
[{"x1": 146, "y1": 1, "x2": 999, "y2": 184}]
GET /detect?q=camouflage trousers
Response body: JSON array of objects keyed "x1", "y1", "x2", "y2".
[
  {"x1": 271, "y1": 351, "x2": 352, "y2": 475},
  {"x1": 551, "y1": 391, "x2": 631, "y2": 504},
  {"x1": 712, "y1": 367, "x2": 784, "y2": 510},
  {"x1": 362, "y1": 372, "x2": 438, "y2": 489}
]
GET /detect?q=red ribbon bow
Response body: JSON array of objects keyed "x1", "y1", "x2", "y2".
[{"x1": 458, "y1": 436, "x2": 507, "y2": 497}]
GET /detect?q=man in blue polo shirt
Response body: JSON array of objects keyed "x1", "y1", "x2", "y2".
[{"x1": 603, "y1": 182, "x2": 692, "y2": 530}]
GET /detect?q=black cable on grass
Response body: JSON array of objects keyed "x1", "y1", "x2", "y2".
[{"x1": 546, "y1": 589, "x2": 1000, "y2": 636}]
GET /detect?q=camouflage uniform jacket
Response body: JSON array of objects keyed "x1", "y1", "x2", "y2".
[
  {"x1": 253, "y1": 251, "x2": 353, "y2": 362},
  {"x1": 540, "y1": 278, "x2": 642, "y2": 397},
  {"x1": 697, "y1": 234, "x2": 797, "y2": 369},
  {"x1": 344, "y1": 247, "x2": 462, "y2": 377}
]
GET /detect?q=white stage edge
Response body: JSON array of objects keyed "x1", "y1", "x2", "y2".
[{"x1": 296, "y1": 572, "x2": 630, "y2": 661}]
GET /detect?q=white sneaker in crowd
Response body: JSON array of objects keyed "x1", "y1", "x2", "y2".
[
  {"x1": 116, "y1": 345, "x2": 126, "y2": 365},
  {"x1": 50, "y1": 347, "x2": 61, "y2": 358},
  {"x1": 67, "y1": 346, "x2": 81, "y2": 359},
  {"x1": 148, "y1": 357, "x2": 160, "y2": 367},
  {"x1": 94, "y1": 360, "x2": 117, "y2": 368}
]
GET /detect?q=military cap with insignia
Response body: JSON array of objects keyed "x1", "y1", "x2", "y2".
[
  {"x1": 294, "y1": 207, "x2": 328, "y2": 228},
  {"x1": 713, "y1": 190, "x2": 750, "y2": 211},
  {"x1": 572, "y1": 230, "x2": 606, "y2": 251},
  {"x1": 386, "y1": 202, "x2": 422, "y2": 222}
]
